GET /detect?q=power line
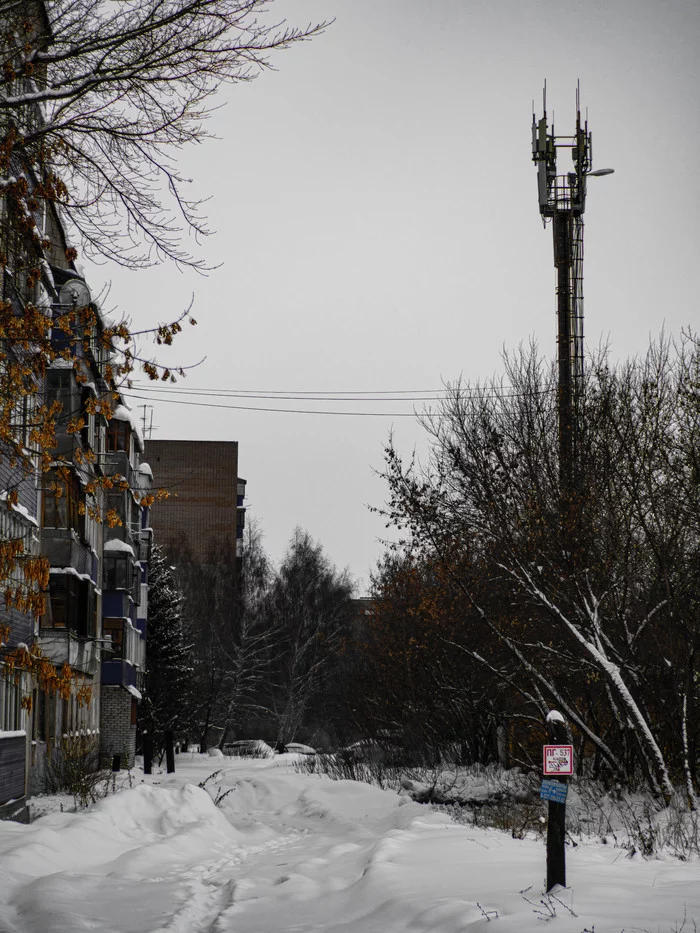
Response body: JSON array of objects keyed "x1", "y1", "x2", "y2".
[
  {"x1": 131, "y1": 388, "x2": 447, "y2": 403},
  {"x1": 128, "y1": 384, "x2": 557, "y2": 404},
  {"x1": 122, "y1": 392, "x2": 424, "y2": 417},
  {"x1": 130, "y1": 385, "x2": 447, "y2": 397},
  {"x1": 122, "y1": 384, "x2": 558, "y2": 417}
]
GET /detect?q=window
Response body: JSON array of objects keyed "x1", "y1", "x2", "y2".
[
  {"x1": 33, "y1": 689, "x2": 46, "y2": 742},
  {"x1": 103, "y1": 553, "x2": 130, "y2": 591},
  {"x1": 46, "y1": 575, "x2": 96, "y2": 637},
  {"x1": 46, "y1": 369, "x2": 78, "y2": 419},
  {"x1": 11, "y1": 393, "x2": 32, "y2": 448},
  {"x1": 33, "y1": 691, "x2": 59, "y2": 745},
  {"x1": 95, "y1": 414, "x2": 106, "y2": 462},
  {"x1": 106, "y1": 420, "x2": 130, "y2": 453},
  {"x1": 80, "y1": 388, "x2": 95, "y2": 451},
  {"x1": 47, "y1": 573, "x2": 79, "y2": 628},
  {"x1": 0, "y1": 667, "x2": 22, "y2": 731},
  {"x1": 102, "y1": 618, "x2": 124, "y2": 659},
  {"x1": 43, "y1": 469, "x2": 82, "y2": 532},
  {"x1": 77, "y1": 580, "x2": 96, "y2": 639},
  {"x1": 104, "y1": 551, "x2": 139, "y2": 604}
]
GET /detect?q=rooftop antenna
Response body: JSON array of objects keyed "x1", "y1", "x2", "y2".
[
  {"x1": 139, "y1": 404, "x2": 155, "y2": 441},
  {"x1": 532, "y1": 83, "x2": 613, "y2": 500}
]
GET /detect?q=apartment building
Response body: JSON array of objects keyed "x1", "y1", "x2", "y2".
[
  {"x1": 146, "y1": 441, "x2": 241, "y2": 565},
  {"x1": 31, "y1": 277, "x2": 153, "y2": 785},
  {"x1": 145, "y1": 439, "x2": 246, "y2": 620},
  {"x1": 98, "y1": 404, "x2": 152, "y2": 769}
]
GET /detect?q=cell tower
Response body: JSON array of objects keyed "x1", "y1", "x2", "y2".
[{"x1": 532, "y1": 83, "x2": 612, "y2": 496}]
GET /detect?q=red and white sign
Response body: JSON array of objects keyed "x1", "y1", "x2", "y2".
[{"x1": 543, "y1": 744, "x2": 574, "y2": 776}]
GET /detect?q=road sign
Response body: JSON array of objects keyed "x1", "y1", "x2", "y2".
[
  {"x1": 540, "y1": 779, "x2": 569, "y2": 804},
  {"x1": 543, "y1": 744, "x2": 573, "y2": 776}
]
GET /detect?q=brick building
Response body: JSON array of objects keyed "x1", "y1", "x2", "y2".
[{"x1": 146, "y1": 440, "x2": 245, "y2": 574}]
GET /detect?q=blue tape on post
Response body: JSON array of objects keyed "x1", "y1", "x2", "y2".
[{"x1": 540, "y1": 779, "x2": 568, "y2": 804}]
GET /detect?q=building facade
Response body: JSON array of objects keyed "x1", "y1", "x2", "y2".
[
  {"x1": 146, "y1": 440, "x2": 242, "y2": 570},
  {"x1": 98, "y1": 407, "x2": 152, "y2": 769},
  {"x1": 0, "y1": 0, "x2": 154, "y2": 812},
  {"x1": 145, "y1": 440, "x2": 246, "y2": 678}
]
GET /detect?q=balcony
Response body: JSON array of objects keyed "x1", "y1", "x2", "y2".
[
  {"x1": 101, "y1": 658, "x2": 137, "y2": 689},
  {"x1": 102, "y1": 591, "x2": 135, "y2": 623},
  {"x1": 41, "y1": 529, "x2": 97, "y2": 581},
  {"x1": 38, "y1": 629, "x2": 98, "y2": 674},
  {"x1": 101, "y1": 617, "x2": 145, "y2": 672}
]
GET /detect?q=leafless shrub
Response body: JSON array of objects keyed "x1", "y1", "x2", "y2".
[
  {"x1": 44, "y1": 733, "x2": 112, "y2": 808},
  {"x1": 294, "y1": 749, "x2": 403, "y2": 791},
  {"x1": 571, "y1": 781, "x2": 700, "y2": 859}
]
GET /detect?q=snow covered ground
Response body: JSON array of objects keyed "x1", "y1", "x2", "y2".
[{"x1": 1, "y1": 753, "x2": 699, "y2": 933}]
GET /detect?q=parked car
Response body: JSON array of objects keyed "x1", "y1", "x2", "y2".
[
  {"x1": 282, "y1": 742, "x2": 316, "y2": 756},
  {"x1": 222, "y1": 739, "x2": 274, "y2": 759}
]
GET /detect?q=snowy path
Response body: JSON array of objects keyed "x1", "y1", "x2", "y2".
[{"x1": 1, "y1": 755, "x2": 699, "y2": 932}]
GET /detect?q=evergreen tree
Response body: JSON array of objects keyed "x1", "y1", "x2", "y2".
[{"x1": 139, "y1": 543, "x2": 193, "y2": 758}]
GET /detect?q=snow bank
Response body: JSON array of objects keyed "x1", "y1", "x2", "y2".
[
  {"x1": 1, "y1": 756, "x2": 699, "y2": 933},
  {"x1": 0, "y1": 782, "x2": 244, "y2": 933}
]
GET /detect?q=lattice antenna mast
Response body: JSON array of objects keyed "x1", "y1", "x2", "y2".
[{"x1": 532, "y1": 83, "x2": 593, "y2": 496}]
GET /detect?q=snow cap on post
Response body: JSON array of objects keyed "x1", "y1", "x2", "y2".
[{"x1": 546, "y1": 709, "x2": 568, "y2": 744}]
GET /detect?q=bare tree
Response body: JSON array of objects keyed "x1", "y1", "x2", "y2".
[
  {"x1": 0, "y1": 0, "x2": 325, "y2": 662},
  {"x1": 216, "y1": 518, "x2": 276, "y2": 747},
  {"x1": 174, "y1": 523, "x2": 276, "y2": 750},
  {"x1": 264, "y1": 528, "x2": 354, "y2": 746},
  {"x1": 355, "y1": 550, "x2": 514, "y2": 767},
  {"x1": 380, "y1": 336, "x2": 700, "y2": 801},
  {"x1": 174, "y1": 539, "x2": 236, "y2": 751},
  {"x1": 1, "y1": 0, "x2": 328, "y2": 268}
]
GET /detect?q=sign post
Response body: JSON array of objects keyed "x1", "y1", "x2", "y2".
[
  {"x1": 165, "y1": 730, "x2": 175, "y2": 774},
  {"x1": 143, "y1": 731, "x2": 153, "y2": 775},
  {"x1": 541, "y1": 710, "x2": 572, "y2": 891}
]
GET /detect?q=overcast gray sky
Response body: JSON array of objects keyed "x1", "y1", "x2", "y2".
[{"x1": 87, "y1": 0, "x2": 700, "y2": 592}]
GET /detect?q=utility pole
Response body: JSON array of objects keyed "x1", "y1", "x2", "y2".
[{"x1": 532, "y1": 84, "x2": 613, "y2": 504}]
